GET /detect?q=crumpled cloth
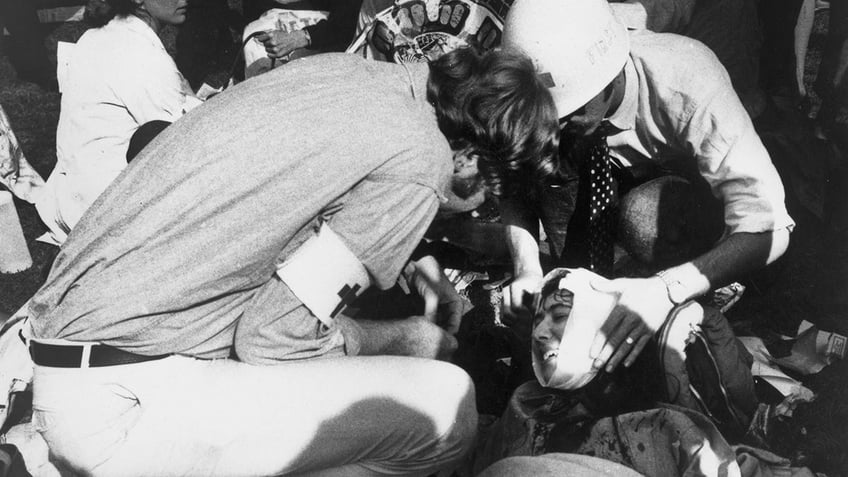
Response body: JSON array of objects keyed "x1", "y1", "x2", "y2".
[
  {"x1": 0, "y1": 105, "x2": 44, "y2": 204},
  {"x1": 472, "y1": 380, "x2": 819, "y2": 477}
]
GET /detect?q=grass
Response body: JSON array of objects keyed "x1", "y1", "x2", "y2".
[{"x1": 0, "y1": 35, "x2": 62, "y2": 315}]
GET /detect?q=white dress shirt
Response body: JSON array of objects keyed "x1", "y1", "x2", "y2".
[
  {"x1": 605, "y1": 30, "x2": 794, "y2": 236},
  {"x1": 37, "y1": 15, "x2": 198, "y2": 245}
]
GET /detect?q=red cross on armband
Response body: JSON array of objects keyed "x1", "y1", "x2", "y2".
[
  {"x1": 330, "y1": 284, "x2": 362, "y2": 319},
  {"x1": 276, "y1": 224, "x2": 372, "y2": 326}
]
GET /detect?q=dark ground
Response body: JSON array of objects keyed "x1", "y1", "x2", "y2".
[{"x1": 1, "y1": 5, "x2": 848, "y2": 475}]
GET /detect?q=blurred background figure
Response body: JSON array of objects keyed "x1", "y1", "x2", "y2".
[
  {"x1": 758, "y1": 0, "x2": 806, "y2": 102},
  {"x1": 814, "y1": 0, "x2": 848, "y2": 142},
  {"x1": 35, "y1": 0, "x2": 201, "y2": 246},
  {"x1": 241, "y1": 0, "x2": 362, "y2": 77},
  {"x1": 610, "y1": 0, "x2": 766, "y2": 119}
]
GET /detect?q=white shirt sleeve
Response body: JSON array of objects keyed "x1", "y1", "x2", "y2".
[{"x1": 679, "y1": 76, "x2": 794, "y2": 236}]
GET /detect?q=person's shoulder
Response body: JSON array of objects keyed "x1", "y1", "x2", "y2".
[
  {"x1": 75, "y1": 16, "x2": 166, "y2": 63},
  {"x1": 629, "y1": 30, "x2": 727, "y2": 85},
  {"x1": 628, "y1": 29, "x2": 731, "y2": 105}
]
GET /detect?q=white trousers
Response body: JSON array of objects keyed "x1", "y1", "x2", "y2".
[{"x1": 32, "y1": 355, "x2": 477, "y2": 477}]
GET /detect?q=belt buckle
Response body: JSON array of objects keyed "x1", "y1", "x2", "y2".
[
  {"x1": 29, "y1": 338, "x2": 98, "y2": 369},
  {"x1": 77, "y1": 343, "x2": 94, "y2": 369}
]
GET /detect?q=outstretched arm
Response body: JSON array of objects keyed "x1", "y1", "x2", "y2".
[
  {"x1": 590, "y1": 228, "x2": 790, "y2": 373},
  {"x1": 500, "y1": 197, "x2": 545, "y2": 318}
]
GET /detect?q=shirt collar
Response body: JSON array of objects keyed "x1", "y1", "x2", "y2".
[{"x1": 605, "y1": 55, "x2": 638, "y2": 132}]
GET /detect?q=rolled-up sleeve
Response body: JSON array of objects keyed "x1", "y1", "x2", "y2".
[
  {"x1": 681, "y1": 84, "x2": 795, "y2": 236},
  {"x1": 234, "y1": 179, "x2": 441, "y2": 364}
]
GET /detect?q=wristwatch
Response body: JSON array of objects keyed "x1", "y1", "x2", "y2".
[{"x1": 655, "y1": 270, "x2": 688, "y2": 305}]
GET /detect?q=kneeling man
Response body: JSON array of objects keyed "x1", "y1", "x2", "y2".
[{"x1": 26, "y1": 48, "x2": 559, "y2": 476}]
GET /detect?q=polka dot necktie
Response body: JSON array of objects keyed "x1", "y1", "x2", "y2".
[{"x1": 587, "y1": 136, "x2": 615, "y2": 277}]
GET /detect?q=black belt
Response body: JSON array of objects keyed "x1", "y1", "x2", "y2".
[{"x1": 29, "y1": 340, "x2": 170, "y2": 368}]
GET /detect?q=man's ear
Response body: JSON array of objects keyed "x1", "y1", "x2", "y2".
[
  {"x1": 452, "y1": 150, "x2": 478, "y2": 175},
  {"x1": 438, "y1": 181, "x2": 486, "y2": 216}
]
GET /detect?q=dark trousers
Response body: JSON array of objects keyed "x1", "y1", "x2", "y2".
[
  {"x1": 815, "y1": 0, "x2": 848, "y2": 126},
  {"x1": 758, "y1": 0, "x2": 806, "y2": 94}
]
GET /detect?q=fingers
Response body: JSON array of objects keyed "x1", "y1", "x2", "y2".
[
  {"x1": 590, "y1": 303, "x2": 651, "y2": 372},
  {"x1": 604, "y1": 323, "x2": 645, "y2": 373},
  {"x1": 259, "y1": 31, "x2": 300, "y2": 59},
  {"x1": 590, "y1": 306, "x2": 628, "y2": 369},
  {"x1": 439, "y1": 300, "x2": 463, "y2": 335},
  {"x1": 372, "y1": 22, "x2": 395, "y2": 54},
  {"x1": 501, "y1": 274, "x2": 542, "y2": 319},
  {"x1": 589, "y1": 277, "x2": 619, "y2": 294},
  {"x1": 421, "y1": 289, "x2": 439, "y2": 322},
  {"x1": 624, "y1": 334, "x2": 651, "y2": 368}
]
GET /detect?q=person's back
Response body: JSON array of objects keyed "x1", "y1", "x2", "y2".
[
  {"x1": 23, "y1": 46, "x2": 561, "y2": 477},
  {"x1": 31, "y1": 53, "x2": 452, "y2": 359}
]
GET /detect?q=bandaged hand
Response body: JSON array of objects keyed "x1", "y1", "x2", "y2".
[
  {"x1": 403, "y1": 256, "x2": 463, "y2": 334},
  {"x1": 588, "y1": 276, "x2": 674, "y2": 373},
  {"x1": 256, "y1": 29, "x2": 309, "y2": 59}
]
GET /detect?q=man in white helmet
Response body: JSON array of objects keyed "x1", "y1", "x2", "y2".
[{"x1": 499, "y1": 0, "x2": 794, "y2": 376}]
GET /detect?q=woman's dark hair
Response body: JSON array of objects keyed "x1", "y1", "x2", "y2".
[
  {"x1": 427, "y1": 47, "x2": 560, "y2": 197},
  {"x1": 85, "y1": 0, "x2": 140, "y2": 27}
]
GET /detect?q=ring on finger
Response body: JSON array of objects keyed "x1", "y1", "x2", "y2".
[{"x1": 624, "y1": 336, "x2": 635, "y2": 345}]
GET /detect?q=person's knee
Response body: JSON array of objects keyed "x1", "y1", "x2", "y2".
[
  {"x1": 415, "y1": 361, "x2": 478, "y2": 469},
  {"x1": 618, "y1": 176, "x2": 724, "y2": 268}
]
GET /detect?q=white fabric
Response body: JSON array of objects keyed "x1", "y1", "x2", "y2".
[
  {"x1": 36, "y1": 15, "x2": 198, "y2": 245},
  {"x1": 32, "y1": 355, "x2": 476, "y2": 476},
  {"x1": 0, "y1": 105, "x2": 44, "y2": 205},
  {"x1": 0, "y1": 303, "x2": 34, "y2": 433},
  {"x1": 533, "y1": 268, "x2": 617, "y2": 390},
  {"x1": 276, "y1": 223, "x2": 371, "y2": 327},
  {"x1": 3, "y1": 421, "x2": 59, "y2": 477},
  {"x1": 242, "y1": 9, "x2": 328, "y2": 78},
  {"x1": 605, "y1": 30, "x2": 795, "y2": 236}
]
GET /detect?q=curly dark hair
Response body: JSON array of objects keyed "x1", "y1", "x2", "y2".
[
  {"x1": 84, "y1": 0, "x2": 141, "y2": 27},
  {"x1": 427, "y1": 47, "x2": 560, "y2": 197}
]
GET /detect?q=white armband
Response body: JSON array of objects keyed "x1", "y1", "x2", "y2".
[{"x1": 276, "y1": 223, "x2": 371, "y2": 326}]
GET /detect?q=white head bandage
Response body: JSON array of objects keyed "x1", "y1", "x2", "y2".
[{"x1": 532, "y1": 268, "x2": 617, "y2": 390}]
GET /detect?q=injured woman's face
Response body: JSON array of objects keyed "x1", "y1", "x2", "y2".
[
  {"x1": 532, "y1": 288, "x2": 574, "y2": 384},
  {"x1": 530, "y1": 268, "x2": 618, "y2": 391}
]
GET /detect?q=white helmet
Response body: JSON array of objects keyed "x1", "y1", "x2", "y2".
[{"x1": 503, "y1": 0, "x2": 630, "y2": 118}]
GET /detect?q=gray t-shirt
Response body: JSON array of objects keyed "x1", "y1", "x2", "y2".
[{"x1": 30, "y1": 54, "x2": 452, "y2": 360}]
